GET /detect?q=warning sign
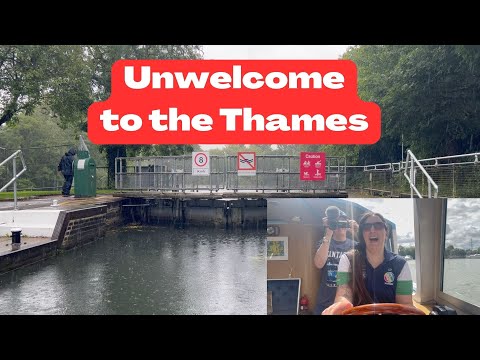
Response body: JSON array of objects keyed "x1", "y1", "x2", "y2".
[
  {"x1": 192, "y1": 151, "x2": 210, "y2": 176},
  {"x1": 300, "y1": 152, "x2": 325, "y2": 181},
  {"x1": 237, "y1": 152, "x2": 256, "y2": 176}
]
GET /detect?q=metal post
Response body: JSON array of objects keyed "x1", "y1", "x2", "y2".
[
  {"x1": 401, "y1": 134, "x2": 404, "y2": 163},
  {"x1": 182, "y1": 155, "x2": 186, "y2": 193},
  {"x1": 209, "y1": 157, "x2": 212, "y2": 194},
  {"x1": 452, "y1": 164, "x2": 455, "y2": 198},
  {"x1": 139, "y1": 159, "x2": 143, "y2": 190},
  {"x1": 11, "y1": 228, "x2": 22, "y2": 251},
  {"x1": 410, "y1": 158, "x2": 414, "y2": 198},
  {"x1": 287, "y1": 156, "x2": 291, "y2": 193},
  {"x1": 13, "y1": 156, "x2": 17, "y2": 210},
  {"x1": 224, "y1": 154, "x2": 227, "y2": 190}
]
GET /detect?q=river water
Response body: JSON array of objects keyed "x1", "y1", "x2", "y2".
[
  {"x1": 0, "y1": 226, "x2": 266, "y2": 315},
  {"x1": 408, "y1": 259, "x2": 480, "y2": 307}
]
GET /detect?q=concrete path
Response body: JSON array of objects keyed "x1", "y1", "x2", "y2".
[
  {"x1": 0, "y1": 235, "x2": 52, "y2": 256},
  {"x1": 0, "y1": 194, "x2": 120, "y2": 240},
  {"x1": 0, "y1": 194, "x2": 118, "y2": 211}
]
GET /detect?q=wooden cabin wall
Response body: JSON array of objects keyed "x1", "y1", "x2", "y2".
[{"x1": 267, "y1": 223, "x2": 323, "y2": 311}]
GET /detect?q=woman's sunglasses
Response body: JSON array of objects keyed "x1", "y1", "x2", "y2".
[{"x1": 360, "y1": 222, "x2": 386, "y2": 231}]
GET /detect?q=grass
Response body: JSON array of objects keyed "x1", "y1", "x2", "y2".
[
  {"x1": 0, "y1": 189, "x2": 117, "y2": 200},
  {"x1": 1, "y1": 188, "x2": 380, "y2": 200}
]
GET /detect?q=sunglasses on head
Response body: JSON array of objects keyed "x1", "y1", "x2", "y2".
[{"x1": 360, "y1": 222, "x2": 386, "y2": 231}]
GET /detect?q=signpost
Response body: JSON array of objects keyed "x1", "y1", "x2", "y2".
[
  {"x1": 192, "y1": 151, "x2": 210, "y2": 176},
  {"x1": 300, "y1": 152, "x2": 326, "y2": 181},
  {"x1": 237, "y1": 152, "x2": 256, "y2": 176}
]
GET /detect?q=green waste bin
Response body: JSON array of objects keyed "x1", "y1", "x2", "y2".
[{"x1": 74, "y1": 150, "x2": 96, "y2": 198}]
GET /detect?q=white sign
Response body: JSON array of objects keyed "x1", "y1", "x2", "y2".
[
  {"x1": 237, "y1": 152, "x2": 256, "y2": 176},
  {"x1": 192, "y1": 151, "x2": 210, "y2": 176}
]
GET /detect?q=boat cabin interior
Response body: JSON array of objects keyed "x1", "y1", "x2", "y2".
[{"x1": 267, "y1": 198, "x2": 480, "y2": 315}]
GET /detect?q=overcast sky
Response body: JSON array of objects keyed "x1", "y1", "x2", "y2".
[
  {"x1": 446, "y1": 199, "x2": 480, "y2": 250},
  {"x1": 202, "y1": 45, "x2": 352, "y2": 61},
  {"x1": 349, "y1": 198, "x2": 415, "y2": 244},
  {"x1": 349, "y1": 198, "x2": 480, "y2": 250},
  {"x1": 200, "y1": 45, "x2": 353, "y2": 150}
]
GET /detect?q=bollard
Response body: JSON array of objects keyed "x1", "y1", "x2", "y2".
[{"x1": 11, "y1": 228, "x2": 22, "y2": 251}]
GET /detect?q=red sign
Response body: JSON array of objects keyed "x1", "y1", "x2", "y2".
[
  {"x1": 87, "y1": 60, "x2": 381, "y2": 145},
  {"x1": 300, "y1": 152, "x2": 326, "y2": 181}
]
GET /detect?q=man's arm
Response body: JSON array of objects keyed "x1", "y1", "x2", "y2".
[
  {"x1": 58, "y1": 157, "x2": 63, "y2": 172},
  {"x1": 314, "y1": 228, "x2": 333, "y2": 269}
]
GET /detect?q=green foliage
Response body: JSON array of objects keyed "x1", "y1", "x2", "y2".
[
  {"x1": 0, "y1": 188, "x2": 118, "y2": 200},
  {"x1": 0, "y1": 109, "x2": 105, "y2": 190},
  {"x1": 87, "y1": 45, "x2": 203, "y2": 187},
  {"x1": 444, "y1": 244, "x2": 469, "y2": 258},
  {"x1": 343, "y1": 45, "x2": 480, "y2": 163},
  {"x1": 398, "y1": 245, "x2": 415, "y2": 259},
  {"x1": 0, "y1": 45, "x2": 92, "y2": 128},
  {"x1": 0, "y1": 45, "x2": 204, "y2": 189},
  {"x1": 5, "y1": 44, "x2": 480, "y2": 178}
]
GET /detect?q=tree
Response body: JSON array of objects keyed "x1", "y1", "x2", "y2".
[
  {"x1": 1, "y1": 45, "x2": 203, "y2": 188},
  {"x1": 0, "y1": 45, "x2": 91, "y2": 127},
  {"x1": 343, "y1": 45, "x2": 480, "y2": 163},
  {"x1": 398, "y1": 245, "x2": 415, "y2": 259},
  {"x1": 0, "y1": 109, "x2": 83, "y2": 190},
  {"x1": 84, "y1": 45, "x2": 202, "y2": 187}
]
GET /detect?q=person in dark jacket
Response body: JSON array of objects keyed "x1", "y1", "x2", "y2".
[{"x1": 58, "y1": 147, "x2": 76, "y2": 196}]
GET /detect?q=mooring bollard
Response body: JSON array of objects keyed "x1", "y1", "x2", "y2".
[{"x1": 11, "y1": 228, "x2": 22, "y2": 251}]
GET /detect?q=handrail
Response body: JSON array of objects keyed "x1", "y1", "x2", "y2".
[
  {"x1": 363, "y1": 163, "x2": 392, "y2": 171},
  {"x1": 115, "y1": 154, "x2": 347, "y2": 192},
  {"x1": 403, "y1": 150, "x2": 438, "y2": 198},
  {"x1": 0, "y1": 150, "x2": 27, "y2": 210}
]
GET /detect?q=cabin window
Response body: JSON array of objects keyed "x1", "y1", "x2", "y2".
[{"x1": 442, "y1": 199, "x2": 480, "y2": 308}]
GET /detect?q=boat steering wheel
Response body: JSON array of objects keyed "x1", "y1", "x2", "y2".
[{"x1": 342, "y1": 303, "x2": 426, "y2": 315}]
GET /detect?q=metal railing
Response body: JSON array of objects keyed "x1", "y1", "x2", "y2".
[
  {"x1": 403, "y1": 150, "x2": 438, "y2": 198},
  {"x1": 115, "y1": 155, "x2": 347, "y2": 193},
  {"x1": 347, "y1": 151, "x2": 480, "y2": 198},
  {"x1": 0, "y1": 150, "x2": 27, "y2": 210}
]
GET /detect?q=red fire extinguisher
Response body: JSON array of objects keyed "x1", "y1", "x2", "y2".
[{"x1": 300, "y1": 295, "x2": 309, "y2": 313}]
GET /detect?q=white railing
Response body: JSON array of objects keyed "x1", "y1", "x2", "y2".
[
  {"x1": 0, "y1": 150, "x2": 28, "y2": 210},
  {"x1": 404, "y1": 150, "x2": 438, "y2": 198}
]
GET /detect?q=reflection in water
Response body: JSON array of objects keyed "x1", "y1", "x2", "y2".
[{"x1": 0, "y1": 226, "x2": 266, "y2": 315}]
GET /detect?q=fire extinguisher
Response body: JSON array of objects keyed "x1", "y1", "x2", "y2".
[{"x1": 300, "y1": 295, "x2": 309, "y2": 313}]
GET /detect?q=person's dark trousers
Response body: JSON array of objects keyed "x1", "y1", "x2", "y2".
[{"x1": 62, "y1": 174, "x2": 73, "y2": 196}]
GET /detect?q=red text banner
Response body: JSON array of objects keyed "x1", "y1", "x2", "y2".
[{"x1": 88, "y1": 60, "x2": 381, "y2": 145}]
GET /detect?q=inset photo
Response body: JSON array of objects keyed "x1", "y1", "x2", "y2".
[
  {"x1": 267, "y1": 198, "x2": 480, "y2": 315},
  {"x1": 267, "y1": 198, "x2": 418, "y2": 315}
]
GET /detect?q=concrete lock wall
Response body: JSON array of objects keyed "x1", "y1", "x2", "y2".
[{"x1": 135, "y1": 198, "x2": 267, "y2": 229}]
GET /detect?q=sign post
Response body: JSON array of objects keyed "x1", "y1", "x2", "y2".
[{"x1": 192, "y1": 151, "x2": 210, "y2": 176}]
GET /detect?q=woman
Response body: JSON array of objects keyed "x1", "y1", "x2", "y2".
[{"x1": 322, "y1": 211, "x2": 414, "y2": 315}]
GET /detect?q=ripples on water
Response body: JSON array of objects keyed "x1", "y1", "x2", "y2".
[
  {"x1": 0, "y1": 226, "x2": 266, "y2": 315},
  {"x1": 408, "y1": 258, "x2": 480, "y2": 307}
]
